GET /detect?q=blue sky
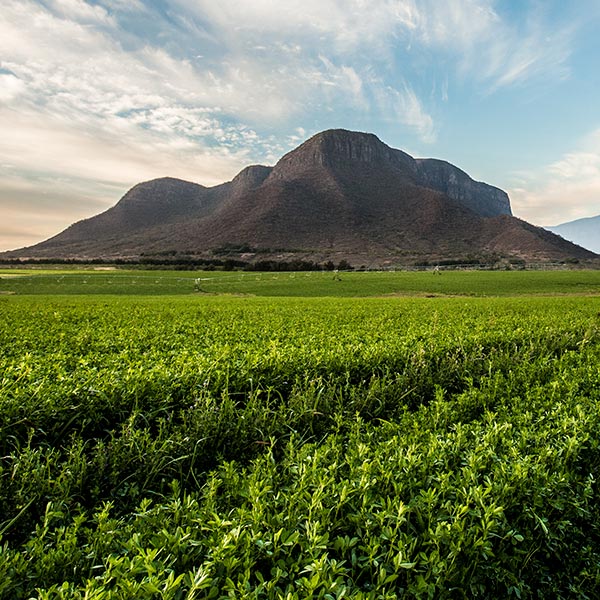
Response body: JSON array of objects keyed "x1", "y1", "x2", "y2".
[{"x1": 2, "y1": 0, "x2": 600, "y2": 251}]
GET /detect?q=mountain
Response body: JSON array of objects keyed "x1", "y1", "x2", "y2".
[
  {"x1": 546, "y1": 215, "x2": 600, "y2": 254},
  {"x1": 4, "y1": 129, "x2": 596, "y2": 265}
]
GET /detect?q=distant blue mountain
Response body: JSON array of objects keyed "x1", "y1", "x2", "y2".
[{"x1": 547, "y1": 215, "x2": 600, "y2": 254}]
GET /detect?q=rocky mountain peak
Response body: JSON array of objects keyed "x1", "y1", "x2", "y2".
[
  {"x1": 116, "y1": 177, "x2": 205, "y2": 207},
  {"x1": 269, "y1": 129, "x2": 416, "y2": 179},
  {"x1": 230, "y1": 165, "x2": 272, "y2": 191}
]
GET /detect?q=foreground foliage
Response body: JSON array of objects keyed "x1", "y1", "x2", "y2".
[{"x1": 1, "y1": 292, "x2": 600, "y2": 598}]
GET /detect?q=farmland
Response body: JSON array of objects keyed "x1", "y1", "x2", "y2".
[
  {"x1": 2, "y1": 267, "x2": 600, "y2": 297},
  {"x1": 1, "y1": 270, "x2": 600, "y2": 598}
]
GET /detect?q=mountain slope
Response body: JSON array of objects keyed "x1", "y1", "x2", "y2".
[
  {"x1": 4, "y1": 129, "x2": 596, "y2": 264},
  {"x1": 546, "y1": 215, "x2": 600, "y2": 254}
]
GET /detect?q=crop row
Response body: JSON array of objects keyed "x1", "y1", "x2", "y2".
[{"x1": 1, "y1": 295, "x2": 600, "y2": 597}]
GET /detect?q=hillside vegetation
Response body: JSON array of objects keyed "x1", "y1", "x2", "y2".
[{"x1": 1, "y1": 271, "x2": 600, "y2": 598}]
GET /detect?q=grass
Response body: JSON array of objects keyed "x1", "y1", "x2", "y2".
[{"x1": 1, "y1": 270, "x2": 600, "y2": 597}]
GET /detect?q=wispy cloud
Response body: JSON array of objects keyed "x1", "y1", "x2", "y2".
[
  {"x1": 482, "y1": 19, "x2": 573, "y2": 92},
  {"x1": 45, "y1": 0, "x2": 115, "y2": 25},
  {"x1": 0, "y1": 0, "x2": 436, "y2": 184},
  {"x1": 172, "y1": 0, "x2": 419, "y2": 54},
  {"x1": 371, "y1": 82, "x2": 436, "y2": 143},
  {"x1": 0, "y1": 71, "x2": 26, "y2": 101},
  {"x1": 399, "y1": 0, "x2": 576, "y2": 93}
]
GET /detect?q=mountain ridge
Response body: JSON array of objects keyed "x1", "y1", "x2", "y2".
[{"x1": 4, "y1": 129, "x2": 596, "y2": 265}]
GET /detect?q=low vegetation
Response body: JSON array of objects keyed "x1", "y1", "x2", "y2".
[
  {"x1": 1, "y1": 270, "x2": 600, "y2": 598},
  {"x1": 2, "y1": 267, "x2": 600, "y2": 297}
]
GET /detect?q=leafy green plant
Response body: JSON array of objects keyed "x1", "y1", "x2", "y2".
[{"x1": 1, "y1": 287, "x2": 600, "y2": 597}]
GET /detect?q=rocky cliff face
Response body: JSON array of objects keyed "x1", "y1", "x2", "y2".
[
  {"x1": 268, "y1": 129, "x2": 415, "y2": 180},
  {"x1": 415, "y1": 159, "x2": 512, "y2": 218}
]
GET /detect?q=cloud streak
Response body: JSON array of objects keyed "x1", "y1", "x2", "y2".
[{"x1": 408, "y1": 0, "x2": 575, "y2": 91}]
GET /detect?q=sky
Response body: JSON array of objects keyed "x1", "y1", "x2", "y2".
[{"x1": 2, "y1": 0, "x2": 600, "y2": 251}]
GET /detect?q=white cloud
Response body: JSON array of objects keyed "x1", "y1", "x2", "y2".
[
  {"x1": 0, "y1": 1, "x2": 290, "y2": 166},
  {"x1": 2, "y1": 0, "x2": 571, "y2": 182},
  {"x1": 45, "y1": 0, "x2": 115, "y2": 25},
  {"x1": 547, "y1": 152, "x2": 600, "y2": 181},
  {"x1": 0, "y1": 106, "x2": 262, "y2": 251},
  {"x1": 173, "y1": 0, "x2": 418, "y2": 54},
  {"x1": 0, "y1": 1, "x2": 289, "y2": 123},
  {"x1": 0, "y1": 105, "x2": 254, "y2": 186},
  {"x1": 509, "y1": 130, "x2": 600, "y2": 225},
  {"x1": 0, "y1": 0, "x2": 437, "y2": 163},
  {"x1": 178, "y1": 0, "x2": 576, "y2": 93},
  {"x1": 372, "y1": 82, "x2": 436, "y2": 143},
  {"x1": 0, "y1": 72, "x2": 26, "y2": 101}
]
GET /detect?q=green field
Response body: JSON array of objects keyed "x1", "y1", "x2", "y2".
[
  {"x1": 2, "y1": 267, "x2": 600, "y2": 297},
  {"x1": 1, "y1": 270, "x2": 600, "y2": 598}
]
